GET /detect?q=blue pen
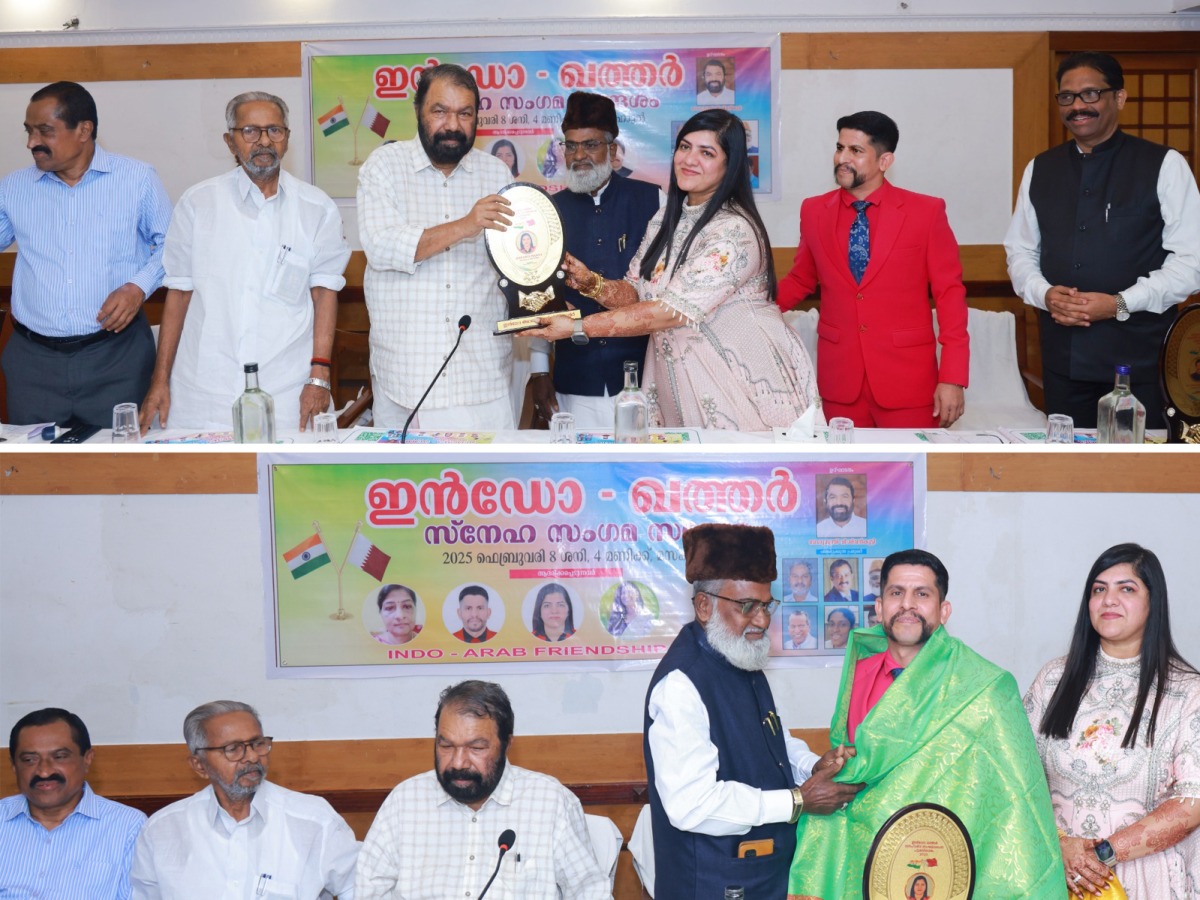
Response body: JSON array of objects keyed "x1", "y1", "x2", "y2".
[{"x1": 256, "y1": 873, "x2": 272, "y2": 896}]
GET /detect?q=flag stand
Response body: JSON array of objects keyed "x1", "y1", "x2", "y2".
[
  {"x1": 315, "y1": 519, "x2": 355, "y2": 620},
  {"x1": 348, "y1": 99, "x2": 367, "y2": 166}
]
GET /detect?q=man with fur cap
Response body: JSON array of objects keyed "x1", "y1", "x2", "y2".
[
  {"x1": 643, "y1": 523, "x2": 863, "y2": 900},
  {"x1": 528, "y1": 90, "x2": 661, "y2": 428}
]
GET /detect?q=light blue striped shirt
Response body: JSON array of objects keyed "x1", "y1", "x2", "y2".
[
  {"x1": 0, "y1": 782, "x2": 146, "y2": 900},
  {"x1": 0, "y1": 144, "x2": 172, "y2": 337}
]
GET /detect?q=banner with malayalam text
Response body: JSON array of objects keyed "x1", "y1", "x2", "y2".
[
  {"x1": 261, "y1": 451, "x2": 925, "y2": 677},
  {"x1": 304, "y1": 35, "x2": 780, "y2": 201}
]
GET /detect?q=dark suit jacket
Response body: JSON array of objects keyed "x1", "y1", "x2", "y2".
[
  {"x1": 778, "y1": 180, "x2": 969, "y2": 408},
  {"x1": 824, "y1": 589, "x2": 860, "y2": 604}
]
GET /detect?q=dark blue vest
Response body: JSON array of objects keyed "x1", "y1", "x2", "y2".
[
  {"x1": 551, "y1": 173, "x2": 660, "y2": 396},
  {"x1": 643, "y1": 621, "x2": 796, "y2": 900},
  {"x1": 1029, "y1": 131, "x2": 1173, "y2": 386}
]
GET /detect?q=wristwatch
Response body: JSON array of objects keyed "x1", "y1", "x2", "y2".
[
  {"x1": 305, "y1": 377, "x2": 332, "y2": 392},
  {"x1": 787, "y1": 786, "x2": 805, "y2": 824},
  {"x1": 1113, "y1": 292, "x2": 1130, "y2": 322},
  {"x1": 571, "y1": 317, "x2": 589, "y2": 346},
  {"x1": 1094, "y1": 839, "x2": 1116, "y2": 868}
]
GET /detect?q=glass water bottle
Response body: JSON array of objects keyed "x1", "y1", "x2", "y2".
[
  {"x1": 233, "y1": 363, "x2": 276, "y2": 444},
  {"x1": 1096, "y1": 364, "x2": 1146, "y2": 444},
  {"x1": 614, "y1": 360, "x2": 650, "y2": 443}
]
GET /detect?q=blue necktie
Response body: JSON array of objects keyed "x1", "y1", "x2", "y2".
[
  {"x1": 890, "y1": 667, "x2": 904, "y2": 680},
  {"x1": 849, "y1": 200, "x2": 871, "y2": 283}
]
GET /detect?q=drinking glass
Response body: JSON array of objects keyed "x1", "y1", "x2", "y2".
[
  {"x1": 313, "y1": 412, "x2": 339, "y2": 443},
  {"x1": 1046, "y1": 414, "x2": 1074, "y2": 444},
  {"x1": 828, "y1": 417, "x2": 854, "y2": 444},
  {"x1": 112, "y1": 403, "x2": 140, "y2": 443},
  {"x1": 550, "y1": 411, "x2": 576, "y2": 444}
]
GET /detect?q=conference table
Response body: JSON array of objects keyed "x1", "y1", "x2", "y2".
[{"x1": 1, "y1": 424, "x2": 1058, "y2": 446}]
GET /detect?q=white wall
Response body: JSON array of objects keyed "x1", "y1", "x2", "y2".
[
  {"x1": 0, "y1": 67, "x2": 1012, "y2": 253},
  {"x1": 0, "y1": 0, "x2": 1192, "y2": 43},
  {"x1": 1, "y1": 453, "x2": 1196, "y2": 746}
]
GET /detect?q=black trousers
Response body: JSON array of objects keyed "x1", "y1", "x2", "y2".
[{"x1": 2, "y1": 312, "x2": 156, "y2": 427}]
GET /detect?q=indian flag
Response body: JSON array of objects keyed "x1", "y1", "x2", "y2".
[
  {"x1": 347, "y1": 532, "x2": 390, "y2": 581},
  {"x1": 283, "y1": 533, "x2": 331, "y2": 579},
  {"x1": 318, "y1": 104, "x2": 349, "y2": 137}
]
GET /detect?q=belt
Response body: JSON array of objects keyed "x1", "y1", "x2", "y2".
[{"x1": 12, "y1": 317, "x2": 116, "y2": 352}]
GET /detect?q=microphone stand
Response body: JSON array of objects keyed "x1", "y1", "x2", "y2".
[{"x1": 401, "y1": 317, "x2": 471, "y2": 444}]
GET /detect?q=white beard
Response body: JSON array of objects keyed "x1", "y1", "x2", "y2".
[
  {"x1": 705, "y1": 613, "x2": 770, "y2": 671},
  {"x1": 565, "y1": 156, "x2": 613, "y2": 194}
]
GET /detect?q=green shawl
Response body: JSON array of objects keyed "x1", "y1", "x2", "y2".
[{"x1": 787, "y1": 626, "x2": 1065, "y2": 900}]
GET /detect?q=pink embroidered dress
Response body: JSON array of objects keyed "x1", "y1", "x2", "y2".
[
  {"x1": 1024, "y1": 650, "x2": 1200, "y2": 899},
  {"x1": 626, "y1": 201, "x2": 818, "y2": 430}
]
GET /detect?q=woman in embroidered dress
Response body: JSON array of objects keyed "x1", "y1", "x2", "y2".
[
  {"x1": 523, "y1": 109, "x2": 817, "y2": 431},
  {"x1": 1023, "y1": 543, "x2": 1200, "y2": 899}
]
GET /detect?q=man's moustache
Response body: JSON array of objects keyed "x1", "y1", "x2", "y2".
[
  {"x1": 443, "y1": 767, "x2": 482, "y2": 784},
  {"x1": 31, "y1": 146, "x2": 50, "y2": 155},
  {"x1": 236, "y1": 762, "x2": 265, "y2": 780},
  {"x1": 1067, "y1": 110, "x2": 1098, "y2": 121},
  {"x1": 434, "y1": 131, "x2": 467, "y2": 144},
  {"x1": 30, "y1": 774, "x2": 66, "y2": 787}
]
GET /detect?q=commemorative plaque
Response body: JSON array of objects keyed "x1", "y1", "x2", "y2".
[
  {"x1": 1159, "y1": 303, "x2": 1200, "y2": 444},
  {"x1": 862, "y1": 803, "x2": 975, "y2": 900},
  {"x1": 485, "y1": 182, "x2": 578, "y2": 335}
]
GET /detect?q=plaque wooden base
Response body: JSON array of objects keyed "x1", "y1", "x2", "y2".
[{"x1": 494, "y1": 308, "x2": 580, "y2": 336}]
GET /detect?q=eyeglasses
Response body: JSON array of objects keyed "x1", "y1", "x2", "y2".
[
  {"x1": 1054, "y1": 88, "x2": 1119, "y2": 106},
  {"x1": 701, "y1": 592, "x2": 780, "y2": 617},
  {"x1": 558, "y1": 139, "x2": 610, "y2": 156},
  {"x1": 197, "y1": 736, "x2": 274, "y2": 761},
  {"x1": 230, "y1": 125, "x2": 289, "y2": 143}
]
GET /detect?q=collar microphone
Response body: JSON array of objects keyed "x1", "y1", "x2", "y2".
[{"x1": 458, "y1": 314, "x2": 472, "y2": 332}]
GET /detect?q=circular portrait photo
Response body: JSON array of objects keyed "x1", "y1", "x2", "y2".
[
  {"x1": 364, "y1": 583, "x2": 425, "y2": 646},
  {"x1": 600, "y1": 580, "x2": 658, "y2": 639},
  {"x1": 443, "y1": 583, "x2": 506, "y2": 644},
  {"x1": 524, "y1": 581, "x2": 579, "y2": 643},
  {"x1": 906, "y1": 872, "x2": 934, "y2": 900},
  {"x1": 824, "y1": 605, "x2": 857, "y2": 650}
]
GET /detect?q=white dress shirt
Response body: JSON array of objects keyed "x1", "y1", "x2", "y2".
[
  {"x1": 695, "y1": 87, "x2": 736, "y2": 106},
  {"x1": 646, "y1": 669, "x2": 818, "y2": 835},
  {"x1": 784, "y1": 634, "x2": 819, "y2": 650},
  {"x1": 355, "y1": 764, "x2": 610, "y2": 900},
  {"x1": 1005, "y1": 146, "x2": 1200, "y2": 314},
  {"x1": 357, "y1": 139, "x2": 513, "y2": 413},
  {"x1": 162, "y1": 167, "x2": 350, "y2": 430},
  {"x1": 130, "y1": 780, "x2": 358, "y2": 900},
  {"x1": 815, "y1": 512, "x2": 868, "y2": 538}
]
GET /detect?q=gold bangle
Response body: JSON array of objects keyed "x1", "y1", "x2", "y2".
[{"x1": 580, "y1": 274, "x2": 605, "y2": 301}]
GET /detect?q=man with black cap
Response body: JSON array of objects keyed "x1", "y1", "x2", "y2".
[
  {"x1": 528, "y1": 90, "x2": 660, "y2": 429},
  {"x1": 643, "y1": 523, "x2": 863, "y2": 900}
]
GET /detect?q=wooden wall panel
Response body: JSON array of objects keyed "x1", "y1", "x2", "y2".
[
  {"x1": 0, "y1": 42, "x2": 300, "y2": 83},
  {"x1": 2, "y1": 451, "x2": 1197, "y2": 497}
]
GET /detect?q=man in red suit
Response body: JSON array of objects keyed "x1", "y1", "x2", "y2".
[{"x1": 778, "y1": 111, "x2": 969, "y2": 428}]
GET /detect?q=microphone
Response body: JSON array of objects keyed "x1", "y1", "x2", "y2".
[
  {"x1": 477, "y1": 829, "x2": 516, "y2": 900},
  {"x1": 400, "y1": 315, "x2": 472, "y2": 443}
]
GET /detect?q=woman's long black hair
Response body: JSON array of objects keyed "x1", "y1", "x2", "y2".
[
  {"x1": 638, "y1": 109, "x2": 775, "y2": 298},
  {"x1": 1039, "y1": 543, "x2": 1196, "y2": 748}
]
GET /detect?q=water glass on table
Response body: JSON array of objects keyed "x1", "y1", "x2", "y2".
[
  {"x1": 1046, "y1": 414, "x2": 1074, "y2": 444},
  {"x1": 112, "y1": 403, "x2": 140, "y2": 443},
  {"x1": 550, "y1": 412, "x2": 576, "y2": 444},
  {"x1": 828, "y1": 417, "x2": 854, "y2": 444},
  {"x1": 313, "y1": 412, "x2": 339, "y2": 443}
]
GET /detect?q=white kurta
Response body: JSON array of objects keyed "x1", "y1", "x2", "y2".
[{"x1": 162, "y1": 167, "x2": 350, "y2": 430}]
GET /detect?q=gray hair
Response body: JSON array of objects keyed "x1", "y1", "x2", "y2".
[
  {"x1": 225, "y1": 91, "x2": 289, "y2": 130},
  {"x1": 184, "y1": 700, "x2": 262, "y2": 754},
  {"x1": 692, "y1": 579, "x2": 725, "y2": 600}
]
